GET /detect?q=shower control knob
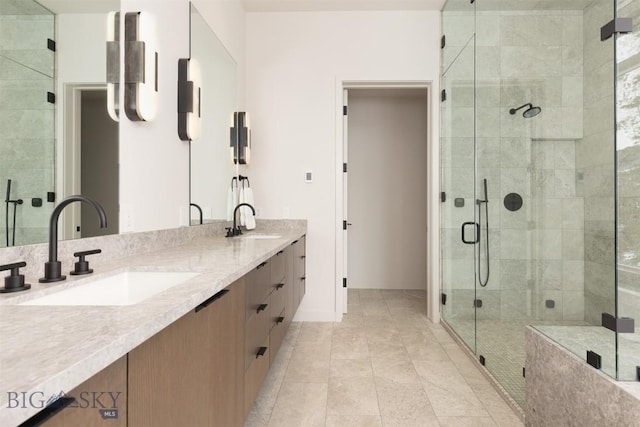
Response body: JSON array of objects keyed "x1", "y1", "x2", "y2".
[{"x1": 0, "y1": 261, "x2": 31, "y2": 293}]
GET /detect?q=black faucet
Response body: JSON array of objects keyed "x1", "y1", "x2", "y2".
[
  {"x1": 39, "y1": 195, "x2": 107, "y2": 283},
  {"x1": 190, "y1": 203, "x2": 203, "y2": 225},
  {"x1": 226, "y1": 203, "x2": 255, "y2": 237}
]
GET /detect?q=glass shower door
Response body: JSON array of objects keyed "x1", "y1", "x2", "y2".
[{"x1": 440, "y1": 33, "x2": 477, "y2": 352}]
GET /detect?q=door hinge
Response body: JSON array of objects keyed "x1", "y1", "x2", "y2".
[
  {"x1": 441, "y1": 89, "x2": 447, "y2": 102},
  {"x1": 441, "y1": 35, "x2": 446, "y2": 49},
  {"x1": 47, "y1": 38, "x2": 56, "y2": 52},
  {"x1": 47, "y1": 192, "x2": 55, "y2": 203},
  {"x1": 343, "y1": 163, "x2": 347, "y2": 173},
  {"x1": 441, "y1": 191, "x2": 446, "y2": 203},
  {"x1": 47, "y1": 92, "x2": 55, "y2": 104},
  {"x1": 587, "y1": 350, "x2": 602, "y2": 370},
  {"x1": 343, "y1": 278, "x2": 347, "y2": 288},
  {"x1": 601, "y1": 312, "x2": 635, "y2": 333},
  {"x1": 522, "y1": 367, "x2": 526, "y2": 378},
  {"x1": 441, "y1": 293, "x2": 447, "y2": 305},
  {"x1": 601, "y1": 17, "x2": 633, "y2": 41},
  {"x1": 343, "y1": 105, "x2": 348, "y2": 115},
  {"x1": 479, "y1": 355, "x2": 486, "y2": 366},
  {"x1": 343, "y1": 220, "x2": 347, "y2": 230}
]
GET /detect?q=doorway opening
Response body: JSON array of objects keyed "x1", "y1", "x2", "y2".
[
  {"x1": 62, "y1": 84, "x2": 119, "y2": 239},
  {"x1": 338, "y1": 84, "x2": 432, "y2": 318}
]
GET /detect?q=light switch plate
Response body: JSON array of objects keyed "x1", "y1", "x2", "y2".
[{"x1": 305, "y1": 171, "x2": 313, "y2": 183}]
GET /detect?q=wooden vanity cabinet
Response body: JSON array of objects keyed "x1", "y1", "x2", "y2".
[
  {"x1": 29, "y1": 237, "x2": 306, "y2": 427},
  {"x1": 35, "y1": 356, "x2": 127, "y2": 427},
  {"x1": 128, "y1": 278, "x2": 245, "y2": 427},
  {"x1": 290, "y1": 236, "x2": 306, "y2": 314},
  {"x1": 243, "y1": 261, "x2": 273, "y2": 416}
]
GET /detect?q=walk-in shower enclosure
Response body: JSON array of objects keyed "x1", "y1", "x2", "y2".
[
  {"x1": 441, "y1": 0, "x2": 640, "y2": 409},
  {"x1": 0, "y1": 1, "x2": 55, "y2": 247}
]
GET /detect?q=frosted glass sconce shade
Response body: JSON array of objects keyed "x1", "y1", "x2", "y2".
[
  {"x1": 178, "y1": 58, "x2": 201, "y2": 141},
  {"x1": 106, "y1": 12, "x2": 120, "y2": 122}
]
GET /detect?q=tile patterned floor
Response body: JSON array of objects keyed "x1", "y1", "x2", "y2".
[{"x1": 245, "y1": 289, "x2": 524, "y2": 427}]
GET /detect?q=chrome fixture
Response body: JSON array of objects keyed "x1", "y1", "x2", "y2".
[
  {"x1": 226, "y1": 203, "x2": 255, "y2": 237},
  {"x1": 509, "y1": 103, "x2": 541, "y2": 118},
  {"x1": 40, "y1": 196, "x2": 107, "y2": 283}
]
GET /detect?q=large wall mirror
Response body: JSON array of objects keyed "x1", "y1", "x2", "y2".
[
  {"x1": 0, "y1": 0, "x2": 120, "y2": 248},
  {"x1": 189, "y1": 4, "x2": 238, "y2": 225}
]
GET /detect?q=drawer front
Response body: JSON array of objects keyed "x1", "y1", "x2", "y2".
[
  {"x1": 244, "y1": 336, "x2": 270, "y2": 417},
  {"x1": 270, "y1": 282, "x2": 286, "y2": 326},
  {"x1": 246, "y1": 261, "x2": 271, "y2": 318},
  {"x1": 270, "y1": 308, "x2": 286, "y2": 364},
  {"x1": 245, "y1": 299, "x2": 271, "y2": 369},
  {"x1": 270, "y1": 249, "x2": 286, "y2": 286}
]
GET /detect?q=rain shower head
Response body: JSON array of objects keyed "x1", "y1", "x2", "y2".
[{"x1": 509, "y1": 103, "x2": 541, "y2": 118}]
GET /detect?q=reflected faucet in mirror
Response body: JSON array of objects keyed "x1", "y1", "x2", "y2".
[
  {"x1": 226, "y1": 203, "x2": 255, "y2": 237},
  {"x1": 190, "y1": 203, "x2": 203, "y2": 225},
  {"x1": 40, "y1": 196, "x2": 107, "y2": 283}
]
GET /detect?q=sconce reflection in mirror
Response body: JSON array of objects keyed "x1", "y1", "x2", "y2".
[
  {"x1": 106, "y1": 12, "x2": 120, "y2": 121},
  {"x1": 230, "y1": 112, "x2": 251, "y2": 165},
  {"x1": 123, "y1": 12, "x2": 158, "y2": 122},
  {"x1": 178, "y1": 58, "x2": 201, "y2": 141}
]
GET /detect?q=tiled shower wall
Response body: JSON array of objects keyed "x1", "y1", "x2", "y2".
[
  {"x1": 0, "y1": 9, "x2": 55, "y2": 247},
  {"x1": 442, "y1": 9, "x2": 586, "y2": 322}
]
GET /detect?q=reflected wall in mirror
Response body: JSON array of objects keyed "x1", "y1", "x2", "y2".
[
  {"x1": 0, "y1": 0, "x2": 120, "y2": 248},
  {"x1": 189, "y1": 4, "x2": 238, "y2": 224}
]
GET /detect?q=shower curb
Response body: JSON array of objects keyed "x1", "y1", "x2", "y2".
[{"x1": 441, "y1": 320, "x2": 526, "y2": 423}]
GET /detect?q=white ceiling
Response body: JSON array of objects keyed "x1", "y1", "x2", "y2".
[{"x1": 243, "y1": 0, "x2": 447, "y2": 12}]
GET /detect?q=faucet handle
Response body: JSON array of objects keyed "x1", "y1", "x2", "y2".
[
  {"x1": 70, "y1": 249, "x2": 102, "y2": 275},
  {"x1": 0, "y1": 261, "x2": 31, "y2": 293}
]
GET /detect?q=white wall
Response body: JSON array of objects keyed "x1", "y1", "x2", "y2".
[
  {"x1": 118, "y1": 0, "x2": 245, "y2": 232},
  {"x1": 246, "y1": 11, "x2": 441, "y2": 320}
]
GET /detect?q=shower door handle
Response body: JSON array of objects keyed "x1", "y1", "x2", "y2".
[{"x1": 461, "y1": 222, "x2": 479, "y2": 244}]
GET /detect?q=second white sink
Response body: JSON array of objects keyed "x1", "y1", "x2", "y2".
[
  {"x1": 21, "y1": 271, "x2": 200, "y2": 306},
  {"x1": 241, "y1": 234, "x2": 282, "y2": 240}
]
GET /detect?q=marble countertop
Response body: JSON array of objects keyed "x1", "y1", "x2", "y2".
[{"x1": 0, "y1": 226, "x2": 305, "y2": 426}]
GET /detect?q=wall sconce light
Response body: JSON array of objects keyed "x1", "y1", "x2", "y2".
[
  {"x1": 177, "y1": 58, "x2": 201, "y2": 141},
  {"x1": 106, "y1": 11, "x2": 120, "y2": 121},
  {"x1": 124, "y1": 12, "x2": 158, "y2": 122},
  {"x1": 230, "y1": 111, "x2": 251, "y2": 165}
]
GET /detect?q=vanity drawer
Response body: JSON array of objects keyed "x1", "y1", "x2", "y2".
[
  {"x1": 245, "y1": 299, "x2": 271, "y2": 370},
  {"x1": 270, "y1": 282, "x2": 286, "y2": 326},
  {"x1": 246, "y1": 261, "x2": 271, "y2": 318},
  {"x1": 244, "y1": 336, "x2": 270, "y2": 417},
  {"x1": 270, "y1": 249, "x2": 286, "y2": 286},
  {"x1": 270, "y1": 308, "x2": 286, "y2": 364}
]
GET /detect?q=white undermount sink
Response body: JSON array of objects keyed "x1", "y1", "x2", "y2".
[
  {"x1": 20, "y1": 271, "x2": 200, "y2": 306},
  {"x1": 241, "y1": 234, "x2": 282, "y2": 240}
]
